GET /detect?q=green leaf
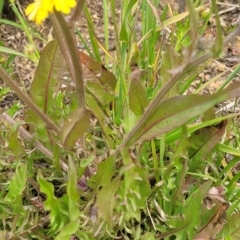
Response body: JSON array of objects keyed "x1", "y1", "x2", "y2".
[
  {"x1": 211, "y1": 0, "x2": 223, "y2": 56},
  {"x1": 86, "y1": 155, "x2": 116, "y2": 210},
  {"x1": 4, "y1": 163, "x2": 28, "y2": 202},
  {"x1": 28, "y1": 40, "x2": 66, "y2": 113},
  {"x1": 119, "y1": 0, "x2": 137, "y2": 41},
  {"x1": 80, "y1": 51, "x2": 116, "y2": 92},
  {"x1": 25, "y1": 40, "x2": 66, "y2": 142},
  {"x1": 217, "y1": 213, "x2": 240, "y2": 239},
  {"x1": 173, "y1": 181, "x2": 212, "y2": 238},
  {"x1": 37, "y1": 171, "x2": 69, "y2": 236},
  {"x1": 61, "y1": 108, "x2": 90, "y2": 150},
  {"x1": 0, "y1": 46, "x2": 27, "y2": 57},
  {"x1": 186, "y1": 0, "x2": 199, "y2": 53},
  {"x1": 127, "y1": 82, "x2": 240, "y2": 147},
  {"x1": 87, "y1": 155, "x2": 115, "y2": 190},
  {"x1": 86, "y1": 93, "x2": 115, "y2": 148},
  {"x1": 218, "y1": 143, "x2": 240, "y2": 157},
  {"x1": 160, "y1": 43, "x2": 181, "y2": 87},
  {"x1": 188, "y1": 121, "x2": 227, "y2": 171},
  {"x1": 165, "y1": 113, "x2": 240, "y2": 144},
  {"x1": 80, "y1": 155, "x2": 95, "y2": 168},
  {"x1": 7, "y1": 121, "x2": 25, "y2": 157},
  {"x1": 123, "y1": 165, "x2": 151, "y2": 221},
  {"x1": 55, "y1": 219, "x2": 80, "y2": 240},
  {"x1": 67, "y1": 157, "x2": 79, "y2": 221},
  {"x1": 95, "y1": 176, "x2": 121, "y2": 225},
  {"x1": 129, "y1": 78, "x2": 148, "y2": 116},
  {"x1": 86, "y1": 81, "x2": 115, "y2": 106}
]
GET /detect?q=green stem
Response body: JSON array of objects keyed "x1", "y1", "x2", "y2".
[
  {"x1": 151, "y1": 139, "x2": 159, "y2": 182},
  {"x1": 68, "y1": 0, "x2": 86, "y2": 27},
  {"x1": 50, "y1": 12, "x2": 85, "y2": 109}
]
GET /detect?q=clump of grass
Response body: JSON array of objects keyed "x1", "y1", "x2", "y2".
[{"x1": 0, "y1": 0, "x2": 240, "y2": 239}]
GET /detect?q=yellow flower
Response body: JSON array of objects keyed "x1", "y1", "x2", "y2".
[{"x1": 25, "y1": 0, "x2": 77, "y2": 25}]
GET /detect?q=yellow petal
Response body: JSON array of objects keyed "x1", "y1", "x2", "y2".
[{"x1": 54, "y1": 0, "x2": 76, "y2": 14}]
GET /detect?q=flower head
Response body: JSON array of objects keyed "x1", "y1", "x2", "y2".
[{"x1": 25, "y1": 0, "x2": 77, "y2": 25}]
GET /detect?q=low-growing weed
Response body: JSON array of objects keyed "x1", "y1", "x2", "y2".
[{"x1": 0, "y1": 0, "x2": 240, "y2": 239}]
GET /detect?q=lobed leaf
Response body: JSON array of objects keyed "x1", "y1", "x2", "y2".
[
  {"x1": 37, "y1": 171, "x2": 69, "y2": 235},
  {"x1": 4, "y1": 163, "x2": 28, "y2": 202}
]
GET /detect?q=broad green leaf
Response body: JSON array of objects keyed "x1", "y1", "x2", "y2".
[
  {"x1": 95, "y1": 176, "x2": 120, "y2": 225},
  {"x1": 67, "y1": 157, "x2": 79, "y2": 221},
  {"x1": 127, "y1": 82, "x2": 240, "y2": 147},
  {"x1": 87, "y1": 155, "x2": 115, "y2": 190},
  {"x1": 217, "y1": 213, "x2": 240, "y2": 239},
  {"x1": 129, "y1": 78, "x2": 148, "y2": 116},
  {"x1": 122, "y1": 107, "x2": 139, "y2": 133},
  {"x1": 86, "y1": 81, "x2": 115, "y2": 106},
  {"x1": 85, "y1": 93, "x2": 115, "y2": 148},
  {"x1": 79, "y1": 51, "x2": 116, "y2": 92},
  {"x1": 61, "y1": 108, "x2": 90, "y2": 150},
  {"x1": 25, "y1": 40, "x2": 66, "y2": 142},
  {"x1": 55, "y1": 219, "x2": 80, "y2": 240},
  {"x1": 85, "y1": 155, "x2": 116, "y2": 211},
  {"x1": 28, "y1": 40, "x2": 66, "y2": 113},
  {"x1": 4, "y1": 163, "x2": 27, "y2": 202},
  {"x1": 177, "y1": 181, "x2": 212, "y2": 239}
]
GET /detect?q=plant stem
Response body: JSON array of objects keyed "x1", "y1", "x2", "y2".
[
  {"x1": 50, "y1": 12, "x2": 85, "y2": 109},
  {"x1": 0, "y1": 66, "x2": 61, "y2": 134}
]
